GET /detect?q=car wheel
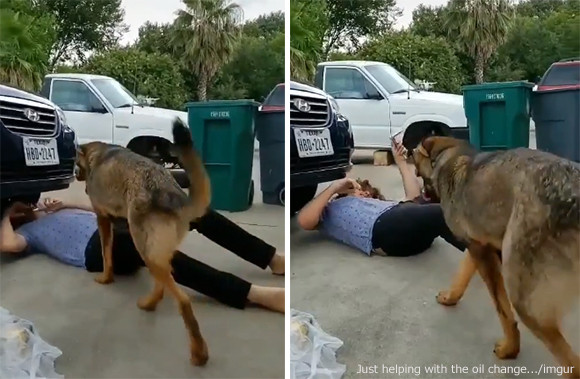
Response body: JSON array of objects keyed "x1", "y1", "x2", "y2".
[
  {"x1": 278, "y1": 184, "x2": 285, "y2": 206},
  {"x1": 290, "y1": 185, "x2": 317, "y2": 215},
  {"x1": 402, "y1": 122, "x2": 451, "y2": 151}
]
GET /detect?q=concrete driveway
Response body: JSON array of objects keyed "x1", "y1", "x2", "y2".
[
  {"x1": 290, "y1": 136, "x2": 579, "y2": 379},
  {"x1": 1, "y1": 152, "x2": 285, "y2": 378}
]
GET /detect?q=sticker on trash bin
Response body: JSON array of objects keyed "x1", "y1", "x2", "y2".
[
  {"x1": 210, "y1": 111, "x2": 230, "y2": 118},
  {"x1": 486, "y1": 93, "x2": 505, "y2": 100}
]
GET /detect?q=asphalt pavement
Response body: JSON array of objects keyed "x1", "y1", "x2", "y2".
[
  {"x1": 290, "y1": 132, "x2": 580, "y2": 379},
  {"x1": 0, "y1": 152, "x2": 285, "y2": 378}
]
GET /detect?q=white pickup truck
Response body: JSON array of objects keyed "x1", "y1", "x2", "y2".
[
  {"x1": 40, "y1": 73, "x2": 187, "y2": 166},
  {"x1": 314, "y1": 61, "x2": 469, "y2": 149}
]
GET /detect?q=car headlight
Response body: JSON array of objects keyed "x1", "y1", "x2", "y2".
[{"x1": 328, "y1": 96, "x2": 340, "y2": 113}]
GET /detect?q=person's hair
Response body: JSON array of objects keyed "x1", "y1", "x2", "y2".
[
  {"x1": 357, "y1": 179, "x2": 386, "y2": 200},
  {"x1": 336, "y1": 178, "x2": 386, "y2": 200}
]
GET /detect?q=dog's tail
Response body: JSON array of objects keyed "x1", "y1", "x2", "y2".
[{"x1": 172, "y1": 117, "x2": 211, "y2": 220}]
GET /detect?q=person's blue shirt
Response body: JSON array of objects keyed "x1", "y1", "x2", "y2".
[
  {"x1": 16, "y1": 209, "x2": 97, "y2": 267},
  {"x1": 319, "y1": 196, "x2": 397, "y2": 255}
]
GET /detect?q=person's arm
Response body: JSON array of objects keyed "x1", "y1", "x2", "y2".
[
  {"x1": 392, "y1": 140, "x2": 422, "y2": 201},
  {"x1": 0, "y1": 207, "x2": 28, "y2": 254},
  {"x1": 297, "y1": 178, "x2": 360, "y2": 230},
  {"x1": 39, "y1": 198, "x2": 95, "y2": 213}
]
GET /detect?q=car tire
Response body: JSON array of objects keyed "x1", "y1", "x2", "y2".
[
  {"x1": 290, "y1": 185, "x2": 317, "y2": 215},
  {"x1": 248, "y1": 180, "x2": 254, "y2": 207},
  {"x1": 402, "y1": 122, "x2": 451, "y2": 151}
]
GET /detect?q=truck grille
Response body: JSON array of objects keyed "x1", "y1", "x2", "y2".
[
  {"x1": 0, "y1": 99, "x2": 57, "y2": 137},
  {"x1": 290, "y1": 94, "x2": 329, "y2": 127}
]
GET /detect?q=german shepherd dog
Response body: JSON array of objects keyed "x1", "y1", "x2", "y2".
[
  {"x1": 75, "y1": 118, "x2": 211, "y2": 366},
  {"x1": 412, "y1": 136, "x2": 580, "y2": 378}
]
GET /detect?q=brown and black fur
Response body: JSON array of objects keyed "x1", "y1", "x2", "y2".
[
  {"x1": 412, "y1": 136, "x2": 580, "y2": 378},
  {"x1": 75, "y1": 118, "x2": 211, "y2": 366}
]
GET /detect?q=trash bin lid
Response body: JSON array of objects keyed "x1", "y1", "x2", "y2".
[
  {"x1": 462, "y1": 81, "x2": 535, "y2": 91},
  {"x1": 186, "y1": 99, "x2": 260, "y2": 108}
]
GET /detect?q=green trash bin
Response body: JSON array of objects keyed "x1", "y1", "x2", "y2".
[
  {"x1": 462, "y1": 81, "x2": 534, "y2": 151},
  {"x1": 186, "y1": 100, "x2": 259, "y2": 212}
]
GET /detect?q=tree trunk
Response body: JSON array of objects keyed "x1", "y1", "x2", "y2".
[
  {"x1": 197, "y1": 72, "x2": 208, "y2": 101},
  {"x1": 474, "y1": 54, "x2": 485, "y2": 84}
]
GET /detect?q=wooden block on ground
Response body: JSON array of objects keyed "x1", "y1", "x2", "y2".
[{"x1": 373, "y1": 149, "x2": 394, "y2": 166}]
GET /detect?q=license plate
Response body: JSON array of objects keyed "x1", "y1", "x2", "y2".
[
  {"x1": 23, "y1": 137, "x2": 60, "y2": 166},
  {"x1": 294, "y1": 128, "x2": 334, "y2": 158}
]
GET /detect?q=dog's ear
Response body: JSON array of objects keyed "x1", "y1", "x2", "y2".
[{"x1": 422, "y1": 136, "x2": 459, "y2": 158}]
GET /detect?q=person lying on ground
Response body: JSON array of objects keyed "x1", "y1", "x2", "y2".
[
  {"x1": 297, "y1": 140, "x2": 466, "y2": 257},
  {"x1": 0, "y1": 199, "x2": 285, "y2": 313}
]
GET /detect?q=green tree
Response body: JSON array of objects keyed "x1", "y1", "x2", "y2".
[
  {"x1": 445, "y1": 0, "x2": 514, "y2": 83},
  {"x1": 323, "y1": 0, "x2": 401, "y2": 57},
  {"x1": 0, "y1": 5, "x2": 56, "y2": 90},
  {"x1": 290, "y1": 0, "x2": 327, "y2": 82},
  {"x1": 36, "y1": 0, "x2": 127, "y2": 69},
  {"x1": 135, "y1": 22, "x2": 176, "y2": 57},
  {"x1": 243, "y1": 11, "x2": 284, "y2": 38},
  {"x1": 410, "y1": 4, "x2": 449, "y2": 38},
  {"x1": 358, "y1": 32, "x2": 464, "y2": 93},
  {"x1": 84, "y1": 48, "x2": 187, "y2": 110},
  {"x1": 171, "y1": 0, "x2": 243, "y2": 101}
]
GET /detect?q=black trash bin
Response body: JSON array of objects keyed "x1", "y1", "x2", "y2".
[
  {"x1": 256, "y1": 85, "x2": 285, "y2": 205},
  {"x1": 531, "y1": 88, "x2": 580, "y2": 162}
]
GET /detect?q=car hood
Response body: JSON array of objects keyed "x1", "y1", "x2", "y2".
[
  {"x1": 117, "y1": 105, "x2": 188, "y2": 121},
  {"x1": 392, "y1": 90, "x2": 463, "y2": 106},
  {"x1": 290, "y1": 81, "x2": 329, "y2": 97},
  {"x1": 0, "y1": 84, "x2": 57, "y2": 107}
]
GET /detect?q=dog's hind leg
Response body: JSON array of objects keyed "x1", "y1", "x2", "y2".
[
  {"x1": 469, "y1": 242, "x2": 520, "y2": 359},
  {"x1": 95, "y1": 215, "x2": 114, "y2": 284},
  {"x1": 505, "y1": 230, "x2": 580, "y2": 378},
  {"x1": 437, "y1": 250, "x2": 477, "y2": 306}
]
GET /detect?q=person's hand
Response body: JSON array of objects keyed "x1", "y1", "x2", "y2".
[
  {"x1": 37, "y1": 198, "x2": 65, "y2": 213},
  {"x1": 392, "y1": 140, "x2": 408, "y2": 167},
  {"x1": 331, "y1": 177, "x2": 361, "y2": 195},
  {"x1": 6, "y1": 202, "x2": 34, "y2": 218}
]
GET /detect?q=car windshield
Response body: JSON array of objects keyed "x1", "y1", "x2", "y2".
[
  {"x1": 542, "y1": 64, "x2": 580, "y2": 86},
  {"x1": 364, "y1": 64, "x2": 417, "y2": 94},
  {"x1": 91, "y1": 78, "x2": 139, "y2": 108}
]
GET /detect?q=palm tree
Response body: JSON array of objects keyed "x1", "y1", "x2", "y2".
[
  {"x1": 445, "y1": 0, "x2": 513, "y2": 83},
  {"x1": 290, "y1": 0, "x2": 326, "y2": 82},
  {"x1": 172, "y1": 0, "x2": 243, "y2": 101},
  {"x1": 0, "y1": 11, "x2": 47, "y2": 91}
]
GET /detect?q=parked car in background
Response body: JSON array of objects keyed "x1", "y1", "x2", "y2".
[
  {"x1": 536, "y1": 58, "x2": 580, "y2": 91},
  {"x1": 0, "y1": 84, "x2": 76, "y2": 212},
  {"x1": 290, "y1": 81, "x2": 354, "y2": 214},
  {"x1": 40, "y1": 73, "x2": 188, "y2": 168},
  {"x1": 314, "y1": 61, "x2": 469, "y2": 150}
]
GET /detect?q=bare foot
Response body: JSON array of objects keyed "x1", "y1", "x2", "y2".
[
  {"x1": 247, "y1": 285, "x2": 285, "y2": 313},
  {"x1": 268, "y1": 253, "x2": 285, "y2": 275}
]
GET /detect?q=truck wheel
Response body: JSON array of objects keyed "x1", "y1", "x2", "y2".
[
  {"x1": 290, "y1": 185, "x2": 317, "y2": 215},
  {"x1": 402, "y1": 122, "x2": 451, "y2": 151}
]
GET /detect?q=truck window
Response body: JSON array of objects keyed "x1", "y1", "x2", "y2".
[
  {"x1": 264, "y1": 85, "x2": 285, "y2": 106},
  {"x1": 51, "y1": 80, "x2": 105, "y2": 113},
  {"x1": 324, "y1": 67, "x2": 379, "y2": 99}
]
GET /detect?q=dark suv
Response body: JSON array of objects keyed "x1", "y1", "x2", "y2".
[
  {"x1": 536, "y1": 58, "x2": 580, "y2": 91},
  {"x1": 290, "y1": 81, "x2": 354, "y2": 213},
  {"x1": 0, "y1": 84, "x2": 77, "y2": 211}
]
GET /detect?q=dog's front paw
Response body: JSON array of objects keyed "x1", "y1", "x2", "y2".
[
  {"x1": 190, "y1": 339, "x2": 209, "y2": 366},
  {"x1": 94, "y1": 274, "x2": 114, "y2": 284},
  {"x1": 493, "y1": 339, "x2": 519, "y2": 359},
  {"x1": 436, "y1": 290, "x2": 459, "y2": 306}
]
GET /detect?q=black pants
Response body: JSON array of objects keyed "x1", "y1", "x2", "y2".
[
  {"x1": 371, "y1": 201, "x2": 467, "y2": 257},
  {"x1": 84, "y1": 209, "x2": 276, "y2": 309}
]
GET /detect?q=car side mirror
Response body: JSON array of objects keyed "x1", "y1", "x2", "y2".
[{"x1": 91, "y1": 105, "x2": 108, "y2": 114}]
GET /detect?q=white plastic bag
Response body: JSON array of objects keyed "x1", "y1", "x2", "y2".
[
  {"x1": 0, "y1": 307, "x2": 63, "y2": 379},
  {"x1": 290, "y1": 309, "x2": 346, "y2": 379}
]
